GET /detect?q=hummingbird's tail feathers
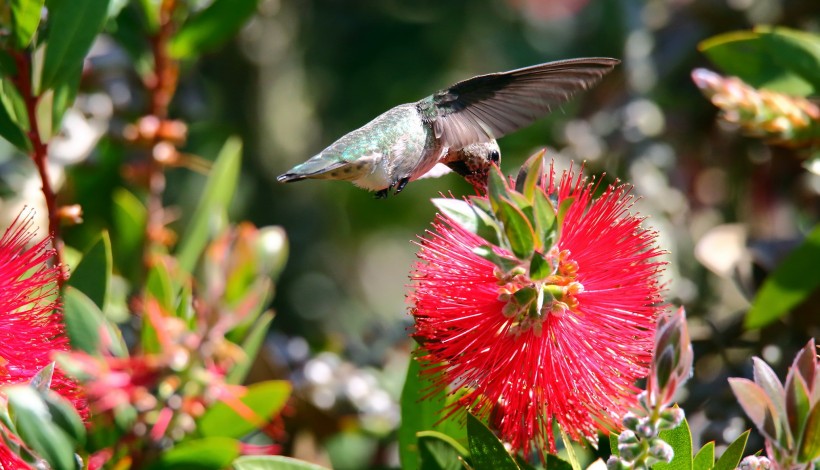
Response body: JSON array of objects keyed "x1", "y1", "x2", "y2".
[
  {"x1": 420, "y1": 57, "x2": 619, "y2": 150},
  {"x1": 276, "y1": 157, "x2": 349, "y2": 183}
]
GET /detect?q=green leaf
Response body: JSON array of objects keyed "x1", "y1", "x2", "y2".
[
  {"x1": 146, "y1": 261, "x2": 173, "y2": 312},
  {"x1": 67, "y1": 232, "x2": 112, "y2": 311},
  {"x1": 41, "y1": 0, "x2": 110, "y2": 92},
  {"x1": 177, "y1": 136, "x2": 242, "y2": 273},
  {"x1": 467, "y1": 413, "x2": 519, "y2": 469},
  {"x1": 487, "y1": 164, "x2": 508, "y2": 212},
  {"x1": 558, "y1": 426, "x2": 582, "y2": 470},
  {"x1": 693, "y1": 441, "x2": 715, "y2": 470},
  {"x1": 729, "y1": 378, "x2": 778, "y2": 441},
  {"x1": 472, "y1": 245, "x2": 521, "y2": 274},
  {"x1": 609, "y1": 432, "x2": 619, "y2": 457},
  {"x1": 137, "y1": 0, "x2": 160, "y2": 33},
  {"x1": 43, "y1": 390, "x2": 86, "y2": 447},
  {"x1": 168, "y1": 0, "x2": 259, "y2": 59},
  {"x1": 29, "y1": 363, "x2": 54, "y2": 392},
  {"x1": 0, "y1": 85, "x2": 31, "y2": 151},
  {"x1": 529, "y1": 253, "x2": 551, "y2": 281},
  {"x1": 197, "y1": 380, "x2": 291, "y2": 438},
  {"x1": 62, "y1": 286, "x2": 126, "y2": 357},
  {"x1": 49, "y1": 64, "x2": 82, "y2": 132},
  {"x1": 785, "y1": 369, "x2": 811, "y2": 445},
  {"x1": 698, "y1": 31, "x2": 813, "y2": 96},
  {"x1": 432, "y1": 198, "x2": 500, "y2": 245},
  {"x1": 151, "y1": 437, "x2": 240, "y2": 470},
  {"x1": 6, "y1": 386, "x2": 79, "y2": 470},
  {"x1": 655, "y1": 416, "x2": 693, "y2": 470},
  {"x1": 10, "y1": 0, "x2": 45, "y2": 48},
  {"x1": 112, "y1": 187, "x2": 147, "y2": 281},
  {"x1": 497, "y1": 198, "x2": 535, "y2": 259},
  {"x1": 226, "y1": 311, "x2": 274, "y2": 385},
  {"x1": 232, "y1": 455, "x2": 330, "y2": 470},
  {"x1": 799, "y1": 401, "x2": 820, "y2": 462},
  {"x1": 399, "y1": 353, "x2": 468, "y2": 470},
  {"x1": 545, "y1": 454, "x2": 573, "y2": 470},
  {"x1": 514, "y1": 149, "x2": 546, "y2": 201},
  {"x1": 714, "y1": 430, "x2": 749, "y2": 470},
  {"x1": 418, "y1": 431, "x2": 469, "y2": 470},
  {"x1": 532, "y1": 191, "x2": 556, "y2": 248},
  {"x1": 746, "y1": 224, "x2": 820, "y2": 328}
]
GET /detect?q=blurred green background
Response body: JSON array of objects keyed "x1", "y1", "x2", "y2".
[{"x1": 2, "y1": 0, "x2": 818, "y2": 467}]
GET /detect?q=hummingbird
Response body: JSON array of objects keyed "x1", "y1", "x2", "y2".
[{"x1": 277, "y1": 58, "x2": 619, "y2": 198}]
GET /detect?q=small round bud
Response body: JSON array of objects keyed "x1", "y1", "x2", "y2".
[
  {"x1": 618, "y1": 442, "x2": 644, "y2": 461},
  {"x1": 658, "y1": 407, "x2": 685, "y2": 430},
  {"x1": 622, "y1": 412, "x2": 640, "y2": 431},
  {"x1": 648, "y1": 438, "x2": 674, "y2": 463},
  {"x1": 739, "y1": 456, "x2": 759, "y2": 470},
  {"x1": 618, "y1": 430, "x2": 639, "y2": 444},
  {"x1": 607, "y1": 456, "x2": 629, "y2": 470},
  {"x1": 636, "y1": 419, "x2": 657, "y2": 439}
]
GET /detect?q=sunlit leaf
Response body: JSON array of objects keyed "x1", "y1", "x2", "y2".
[
  {"x1": 6, "y1": 386, "x2": 79, "y2": 470},
  {"x1": 497, "y1": 197, "x2": 535, "y2": 259},
  {"x1": 177, "y1": 136, "x2": 242, "y2": 273},
  {"x1": 693, "y1": 441, "x2": 715, "y2": 470},
  {"x1": 153, "y1": 437, "x2": 241, "y2": 469},
  {"x1": 655, "y1": 416, "x2": 693, "y2": 470},
  {"x1": 226, "y1": 311, "x2": 274, "y2": 385},
  {"x1": 714, "y1": 430, "x2": 749, "y2": 470},
  {"x1": 467, "y1": 413, "x2": 519, "y2": 470},
  {"x1": 112, "y1": 187, "x2": 147, "y2": 282},
  {"x1": 799, "y1": 402, "x2": 820, "y2": 463},
  {"x1": 418, "y1": 431, "x2": 469, "y2": 470},
  {"x1": 399, "y1": 353, "x2": 468, "y2": 470},
  {"x1": 10, "y1": 0, "x2": 45, "y2": 48},
  {"x1": 67, "y1": 231, "x2": 112, "y2": 311},
  {"x1": 62, "y1": 286, "x2": 126, "y2": 357},
  {"x1": 169, "y1": 0, "x2": 259, "y2": 59},
  {"x1": 746, "y1": 224, "x2": 820, "y2": 328},
  {"x1": 232, "y1": 455, "x2": 330, "y2": 470},
  {"x1": 514, "y1": 149, "x2": 546, "y2": 201},
  {"x1": 41, "y1": 0, "x2": 110, "y2": 92},
  {"x1": 0, "y1": 84, "x2": 30, "y2": 151},
  {"x1": 785, "y1": 370, "x2": 811, "y2": 448},
  {"x1": 197, "y1": 380, "x2": 291, "y2": 439}
]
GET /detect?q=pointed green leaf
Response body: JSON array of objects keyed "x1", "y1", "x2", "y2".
[
  {"x1": 232, "y1": 455, "x2": 330, "y2": 470},
  {"x1": 67, "y1": 231, "x2": 112, "y2": 311},
  {"x1": 169, "y1": 0, "x2": 259, "y2": 59},
  {"x1": 473, "y1": 245, "x2": 521, "y2": 273},
  {"x1": 10, "y1": 0, "x2": 45, "y2": 48},
  {"x1": 418, "y1": 431, "x2": 469, "y2": 470},
  {"x1": 714, "y1": 430, "x2": 749, "y2": 470},
  {"x1": 6, "y1": 386, "x2": 78, "y2": 470},
  {"x1": 556, "y1": 197, "x2": 574, "y2": 231},
  {"x1": 746, "y1": 224, "x2": 820, "y2": 328},
  {"x1": 609, "y1": 432, "x2": 620, "y2": 456},
  {"x1": 137, "y1": 0, "x2": 160, "y2": 33},
  {"x1": 785, "y1": 370, "x2": 811, "y2": 453},
  {"x1": 529, "y1": 253, "x2": 551, "y2": 281},
  {"x1": 799, "y1": 401, "x2": 820, "y2": 462},
  {"x1": 226, "y1": 311, "x2": 274, "y2": 385},
  {"x1": 546, "y1": 454, "x2": 573, "y2": 470},
  {"x1": 0, "y1": 86, "x2": 30, "y2": 151},
  {"x1": 497, "y1": 198, "x2": 535, "y2": 259},
  {"x1": 400, "y1": 353, "x2": 468, "y2": 470},
  {"x1": 793, "y1": 339, "x2": 816, "y2": 390},
  {"x1": 41, "y1": 0, "x2": 110, "y2": 92},
  {"x1": 515, "y1": 149, "x2": 546, "y2": 201},
  {"x1": 153, "y1": 437, "x2": 241, "y2": 470},
  {"x1": 487, "y1": 164, "x2": 508, "y2": 212},
  {"x1": 432, "y1": 198, "x2": 500, "y2": 244},
  {"x1": 177, "y1": 136, "x2": 242, "y2": 272},
  {"x1": 655, "y1": 415, "x2": 693, "y2": 470},
  {"x1": 752, "y1": 358, "x2": 787, "y2": 435},
  {"x1": 43, "y1": 389, "x2": 86, "y2": 447},
  {"x1": 693, "y1": 441, "x2": 715, "y2": 470},
  {"x1": 49, "y1": 64, "x2": 82, "y2": 132},
  {"x1": 146, "y1": 261, "x2": 173, "y2": 312},
  {"x1": 112, "y1": 187, "x2": 147, "y2": 282},
  {"x1": 467, "y1": 413, "x2": 519, "y2": 470},
  {"x1": 197, "y1": 380, "x2": 291, "y2": 439},
  {"x1": 63, "y1": 286, "x2": 126, "y2": 356},
  {"x1": 29, "y1": 363, "x2": 54, "y2": 393},
  {"x1": 558, "y1": 426, "x2": 582, "y2": 470},
  {"x1": 533, "y1": 189, "x2": 557, "y2": 249},
  {"x1": 729, "y1": 378, "x2": 779, "y2": 442}
]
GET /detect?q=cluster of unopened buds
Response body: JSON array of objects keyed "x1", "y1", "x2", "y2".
[
  {"x1": 608, "y1": 308, "x2": 693, "y2": 470},
  {"x1": 691, "y1": 68, "x2": 820, "y2": 147}
]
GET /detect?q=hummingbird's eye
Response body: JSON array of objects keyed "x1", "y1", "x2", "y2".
[{"x1": 489, "y1": 150, "x2": 500, "y2": 163}]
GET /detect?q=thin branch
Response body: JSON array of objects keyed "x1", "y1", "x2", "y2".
[{"x1": 10, "y1": 49, "x2": 66, "y2": 284}]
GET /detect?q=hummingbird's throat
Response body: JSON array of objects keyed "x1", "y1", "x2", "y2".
[{"x1": 496, "y1": 248, "x2": 583, "y2": 336}]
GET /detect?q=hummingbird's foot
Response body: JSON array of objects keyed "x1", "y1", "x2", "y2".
[
  {"x1": 375, "y1": 188, "x2": 389, "y2": 199},
  {"x1": 394, "y1": 177, "x2": 410, "y2": 195}
]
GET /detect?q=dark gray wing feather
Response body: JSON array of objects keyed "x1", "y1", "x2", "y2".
[{"x1": 418, "y1": 58, "x2": 619, "y2": 149}]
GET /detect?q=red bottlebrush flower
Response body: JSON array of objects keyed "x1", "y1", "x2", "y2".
[
  {"x1": 0, "y1": 209, "x2": 87, "y2": 467},
  {"x1": 409, "y1": 162, "x2": 666, "y2": 458}
]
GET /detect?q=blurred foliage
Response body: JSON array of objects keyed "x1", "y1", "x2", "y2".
[{"x1": 0, "y1": 0, "x2": 817, "y2": 468}]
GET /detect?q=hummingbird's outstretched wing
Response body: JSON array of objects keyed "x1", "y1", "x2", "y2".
[{"x1": 417, "y1": 58, "x2": 619, "y2": 150}]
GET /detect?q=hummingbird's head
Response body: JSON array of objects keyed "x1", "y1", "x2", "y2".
[{"x1": 443, "y1": 140, "x2": 501, "y2": 192}]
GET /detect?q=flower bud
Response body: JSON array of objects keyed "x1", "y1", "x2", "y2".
[
  {"x1": 607, "y1": 456, "x2": 630, "y2": 470},
  {"x1": 648, "y1": 438, "x2": 674, "y2": 462},
  {"x1": 622, "y1": 412, "x2": 640, "y2": 431},
  {"x1": 618, "y1": 442, "x2": 644, "y2": 461},
  {"x1": 658, "y1": 407, "x2": 684, "y2": 430},
  {"x1": 618, "y1": 430, "x2": 639, "y2": 444},
  {"x1": 636, "y1": 419, "x2": 657, "y2": 439}
]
